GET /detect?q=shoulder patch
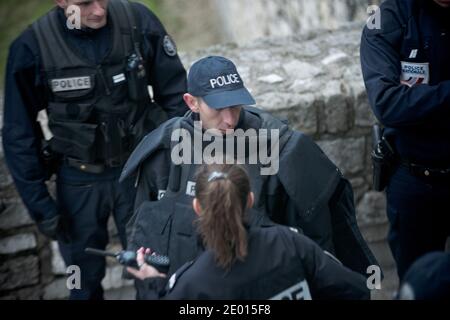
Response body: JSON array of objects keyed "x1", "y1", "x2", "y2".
[
  {"x1": 163, "y1": 35, "x2": 177, "y2": 57},
  {"x1": 289, "y1": 227, "x2": 299, "y2": 234},
  {"x1": 168, "y1": 273, "x2": 177, "y2": 290},
  {"x1": 166, "y1": 260, "x2": 194, "y2": 292}
]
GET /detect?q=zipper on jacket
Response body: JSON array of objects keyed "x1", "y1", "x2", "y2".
[{"x1": 97, "y1": 65, "x2": 111, "y2": 96}]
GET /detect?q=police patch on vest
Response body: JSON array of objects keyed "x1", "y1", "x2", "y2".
[
  {"x1": 270, "y1": 280, "x2": 312, "y2": 300},
  {"x1": 112, "y1": 73, "x2": 126, "y2": 84},
  {"x1": 51, "y1": 76, "x2": 92, "y2": 92},
  {"x1": 163, "y1": 35, "x2": 177, "y2": 57},
  {"x1": 400, "y1": 62, "x2": 430, "y2": 87}
]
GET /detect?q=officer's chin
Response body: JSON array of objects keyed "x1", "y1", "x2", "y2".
[{"x1": 84, "y1": 18, "x2": 107, "y2": 30}]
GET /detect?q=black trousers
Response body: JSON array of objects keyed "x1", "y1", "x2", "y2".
[
  {"x1": 386, "y1": 165, "x2": 450, "y2": 281},
  {"x1": 56, "y1": 167, "x2": 136, "y2": 300}
]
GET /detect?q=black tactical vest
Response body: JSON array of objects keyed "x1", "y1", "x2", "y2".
[
  {"x1": 127, "y1": 108, "x2": 291, "y2": 276},
  {"x1": 32, "y1": 0, "x2": 167, "y2": 169}
]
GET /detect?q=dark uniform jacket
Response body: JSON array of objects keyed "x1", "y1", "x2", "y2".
[
  {"x1": 2, "y1": 1, "x2": 187, "y2": 223},
  {"x1": 145, "y1": 225, "x2": 370, "y2": 300},
  {"x1": 120, "y1": 107, "x2": 378, "y2": 299},
  {"x1": 360, "y1": 0, "x2": 450, "y2": 166}
]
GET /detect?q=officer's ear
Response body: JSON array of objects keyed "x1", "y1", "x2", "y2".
[
  {"x1": 55, "y1": 0, "x2": 68, "y2": 9},
  {"x1": 183, "y1": 94, "x2": 200, "y2": 113},
  {"x1": 247, "y1": 192, "x2": 254, "y2": 209},
  {"x1": 193, "y1": 198, "x2": 202, "y2": 216}
]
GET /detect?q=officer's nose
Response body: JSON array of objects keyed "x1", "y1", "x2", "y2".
[
  {"x1": 92, "y1": 1, "x2": 106, "y2": 16},
  {"x1": 221, "y1": 107, "x2": 238, "y2": 129}
]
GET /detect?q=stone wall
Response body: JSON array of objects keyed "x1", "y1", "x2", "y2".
[
  {"x1": 0, "y1": 23, "x2": 396, "y2": 299},
  {"x1": 213, "y1": 0, "x2": 380, "y2": 44}
]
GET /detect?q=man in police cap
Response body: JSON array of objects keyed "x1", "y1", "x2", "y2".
[
  {"x1": 397, "y1": 251, "x2": 450, "y2": 300},
  {"x1": 120, "y1": 55, "x2": 378, "y2": 299},
  {"x1": 2, "y1": 0, "x2": 187, "y2": 299},
  {"x1": 360, "y1": 0, "x2": 450, "y2": 281}
]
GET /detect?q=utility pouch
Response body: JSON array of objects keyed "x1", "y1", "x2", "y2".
[{"x1": 127, "y1": 52, "x2": 147, "y2": 101}]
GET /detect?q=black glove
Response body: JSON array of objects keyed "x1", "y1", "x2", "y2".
[{"x1": 37, "y1": 214, "x2": 71, "y2": 243}]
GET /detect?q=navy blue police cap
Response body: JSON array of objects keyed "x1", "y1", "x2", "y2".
[
  {"x1": 398, "y1": 252, "x2": 450, "y2": 300},
  {"x1": 187, "y1": 56, "x2": 256, "y2": 109}
]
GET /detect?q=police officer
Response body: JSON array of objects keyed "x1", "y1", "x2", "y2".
[
  {"x1": 120, "y1": 56, "x2": 378, "y2": 298},
  {"x1": 2, "y1": 0, "x2": 187, "y2": 299},
  {"x1": 127, "y1": 164, "x2": 370, "y2": 300},
  {"x1": 398, "y1": 251, "x2": 450, "y2": 300},
  {"x1": 360, "y1": 0, "x2": 450, "y2": 280}
]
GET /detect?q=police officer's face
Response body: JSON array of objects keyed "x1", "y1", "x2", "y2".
[
  {"x1": 57, "y1": 0, "x2": 109, "y2": 29},
  {"x1": 434, "y1": 0, "x2": 450, "y2": 7},
  {"x1": 198, "y1": 100, "x2": 242, "y2": 135},
  {"x1": 185, "y1": 95, "x2": 242, "y2": 134}
]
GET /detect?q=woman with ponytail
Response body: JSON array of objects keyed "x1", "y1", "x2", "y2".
[{"x1": 127, "y1": 164, "x2": 370, "y2": 300}]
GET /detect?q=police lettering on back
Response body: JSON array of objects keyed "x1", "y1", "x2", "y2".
[{"x1": 209, "y1": 73, "x2": 240, "y2": 89}]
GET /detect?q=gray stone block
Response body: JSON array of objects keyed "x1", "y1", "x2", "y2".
[
  {"x1": 1, "y1": 286, "x2": 42, "y2": 300},
  {"x1": 359, "y1": 221, "x2": 389, "y2": 243},
  {"x1": 107, "y1": 215, "x2": 119, "y2": 239},
  {"x1": 257, "y1": 74, "x2": 284, "y2": 84},
  {"x1": 50, "y1": 241, "x2": 66, "y2": 275},
  {"x1": 350, "y1": 177, "x2": 369, "y2": 203},
  {"x1": 282, "y1": 60, "x2": 323, "y2": 80},
  {"x1": 354, "y1": 87, "x2": 376, "y2": 128},
  {"x1": 266, "y1": 93, "x2": 317, "y2": 135},
  {"x1": 101, "y1": 265, "x2": 133, "y2": 291},
  {"x1": 368, "y1": 240, "x2": 397, "y2": 270},
  {"x1": 0, "y1": 202, "x2": 33, "y2": 231},
  {"x1": 371, "y1": 267, "x2": 399, "y2": 300},
  {"x1": 320, "y1": 80, "x2": 351, "y2": 134},
  {"x1": 356, "y1": 191, "x2": 387, "y2": 227},
  {"x1": 0, "y1": 233, "x2": 37, "y2": 255},
  {"x1": 0, "y1": 256, "x2": 39, "y2": 291},
  {"x1": 321, "y1": 50, "x2": 348, "y2": 66},
  {"x1": 318, "y1": 137, "x2": 365, "y2": 175},
  {"x1": 105, "y1": 285, "x2": 136, "y2": 300},
  {"x1": 0, "y1": 157, "x2": 13, "y2": 189},
  {"x1": 43, "y1": 278, "x2": 69, "y2": 300}
]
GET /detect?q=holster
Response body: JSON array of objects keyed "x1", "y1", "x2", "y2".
[
  {"x1": 41, "y1": 139, "x2": 61, "y2": 180},
  {"x1": 371, "y1": 125, "x2": 397, "y2": 192}
]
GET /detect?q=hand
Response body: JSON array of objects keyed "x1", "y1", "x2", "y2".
[
  {"x1": 37, "y1": 215, "x2": 60, "y2": 240},
  {"x1": 37, "y1": 214, "x2": 71, "y2": 243},
  {"x1": 126, "y1": 247, "x2": 167, "y2": 280}
]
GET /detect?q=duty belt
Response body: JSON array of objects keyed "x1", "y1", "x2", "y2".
[
  {"x1": 66, "y1": 158, "x2": 105, "y2": 174},
  {"x1": 401, "y1": 160, "x2": 450, "y2": 182}
]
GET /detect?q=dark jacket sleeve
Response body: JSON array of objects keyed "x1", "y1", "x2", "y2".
[
  {"x1": 1, "y1": 31, "x2": 58, "y2": 222},
  {"x1": 360, "y1": 0, "x2": 450, "y2": 128},
  {"x1": 133, "y1": 2, "x2": 188, "y2": 118},
  {"x1": 290, "y1": 230, "x2": 370, "y2": 300}
]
